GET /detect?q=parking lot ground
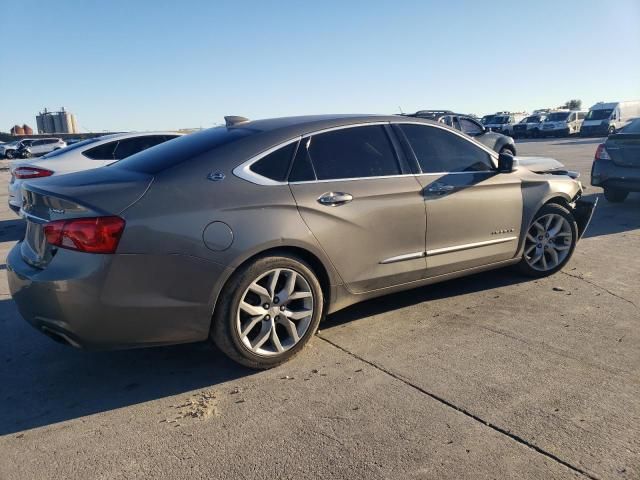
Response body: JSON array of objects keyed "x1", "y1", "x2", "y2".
[{"x1": 0, "y1": 137, "x2": 638, "y2": 480}]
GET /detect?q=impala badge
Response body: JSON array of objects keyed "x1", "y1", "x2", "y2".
[{"x1": 50, "y1": 208, "x2": 65, "y2": 215}]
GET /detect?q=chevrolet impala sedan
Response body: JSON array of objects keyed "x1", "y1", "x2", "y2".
[{"x1": 7, "y1": 115, "x2": 596, "y2": 368}]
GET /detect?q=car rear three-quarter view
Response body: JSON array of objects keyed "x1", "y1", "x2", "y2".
[{"x1": 7, "y1": 115, "x2": 597, "y2": 369}]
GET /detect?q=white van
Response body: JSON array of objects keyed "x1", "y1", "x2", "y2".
[
  {"x1": 540, "y1": 110, "x2": 587, "y2": 137},
  {"x1": 581, "y1": 101, "x2": 640, "y2": 136}
]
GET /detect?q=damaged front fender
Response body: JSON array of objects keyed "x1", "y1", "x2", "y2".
[{"x1": 572, "y1": 197, "x2": 598, "y2": 239}]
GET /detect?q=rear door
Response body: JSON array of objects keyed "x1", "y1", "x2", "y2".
[
  {"x1": 289, "y1": 123, "x2": 427, "y2": 293},
  {"x1": 395, "y1": 122, "x2": 523, "y2": 277}
]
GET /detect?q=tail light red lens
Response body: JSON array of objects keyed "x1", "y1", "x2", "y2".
[
  {"x1": 43, "y1": 216, "x2": 126, "y2": 254},
  {"x1": 594, "y1": 144, "x2": 610, "y2": 161},
  {"x1": 13, "y1": 167, "x2": 54, "y2": 179}
]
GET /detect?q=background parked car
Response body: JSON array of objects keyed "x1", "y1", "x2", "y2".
[
  {"x1": 2, "y1": 139, "x2": 34, "y2": 159},
  {"x1": 591, "y1": 117, "x2": 640, "y2": 203},
  {"x1": 540, "y1": 110, "x2": 587, "y2": 137},
  {"x1": 512, "y1": 114, "x2": 547, "y2": 138},
  {"x1": 581, "y1": 101, "x2": 640, "y2": 137},
  {"x1": 406, "y1": 111, "x2": 517, "y2": 155},
  {"x1": 8, "y1": 131, "x2": 182, "y2": 214},
  {"x1": 484, "y1": 112, "x2": 527, "y2": 136}
]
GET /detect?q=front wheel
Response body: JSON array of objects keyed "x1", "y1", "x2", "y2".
[
  {"x1": 5, "y1": 150, "x2": 14, "y2": 159},
  {"x1": 211, "y1": 254, "x2": 324, "y2": 369},
  {"x1": 518, "y1": 203, "x2": 578, "y2": 277},
  {"x1": 604, "y1": 188, "x2": 628, "y2": 203}
]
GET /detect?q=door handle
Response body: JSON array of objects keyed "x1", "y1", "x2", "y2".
[
  {"x1": 317, "y1": 192, "x2": 353, "y2": 206},
  {"x1": 426, "y1": 182, "x2": 455, "y2": 195}
]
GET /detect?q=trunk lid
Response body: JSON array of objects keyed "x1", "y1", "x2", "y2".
[
  {"x1": 20, "y1": 167, "x2": 153, "y2": 268},
  {"x1": 606, "y1": 134, "x2": 640, "y2": 168}
]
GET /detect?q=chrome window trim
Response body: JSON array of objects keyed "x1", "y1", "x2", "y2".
[
  {"x1": 232, "y1": 136, "x2": 302, "y2": 186},
  {"x1": 426, "y1": 236, "x2": 517, "y2": 256},
  {"x1": 289, "y1": 173, "x2": 416, "y2": 185},
  {"x1": 300, "y1": 121, "x2": 390, "y2": 138},
  {"x1": 393, "y1": 120, "x2": 499, "y2": 171}
]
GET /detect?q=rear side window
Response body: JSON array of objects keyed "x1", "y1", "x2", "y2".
[
  {"x1": 113, "y1": 135, "x2": 169, "y2": 160},
  {"x1": 83, "y1": 141, "x2": 118, "y2": 160},
  {"x1": 399, "y1": 124, "x2": 493, "y2": 173},
  {"x1": 305, "y1": 125, "x2": 400, "y2": 181},
  {"x1": 249, "y1": 142, "x2": 297, "y2": 182},
  {"x1": 115, "y1": 127, "x2": 255, "y2": 174}
]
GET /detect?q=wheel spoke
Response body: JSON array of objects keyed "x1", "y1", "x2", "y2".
[
  {"x1": 533, "y1": 221, "x2": 545, "y2": 234},
  {"x1": 547, "y1": 247, "x2": 559, "y2": 268},
  {"x1": 248, "y1": 282, "x2": 270, "y2": 301},
  {"x1": 288, "y1": 291, "x2": 312, "y2": 301},
  {"x1": 548, "y1": 216, "x2": 565, "y2": 237},
  {"x1": 240, "y1": 315, "x2": 263, "y2": 338},
  {"x1": 270, "y1": 327, "x2": 284, "y2": 353},
  {"x1": 284, "y1": 271, "x2": 297, "y2": 295},
  {"x1": 554, "y1": 244, "x2": 570, "y2": 251},
  {"x1": 526, "y1": 233, "x2": 536, "y2": 243},
  {"x1": 286, "y1": 308, "x2": 312, "y2": 321},
  {"x1": 524, "y1": 243, "x2": 537, "y2": 256},
  {"x1": 541, "y1": 252, "x2": 548, "y2": 270},
  {"x1": 240, "y1": 301, "x2": 264, "y2": 317},
  {"x1": 267, "y1": 269, "x2": 281, "y2": 297},
  {"x1": 279, "y1": 317, "x2": 299, "y2": 343},
  {"x1": 544, "y1": 215, "x2": 553, "y2": 230},
  {"x1": 251, "y1": 322, "x2": 272, "y2": 351}
]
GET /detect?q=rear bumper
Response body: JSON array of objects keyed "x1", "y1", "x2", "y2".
[
  {"x1": 7, "y1": 243, "x2": 232, "y2": 350},
  {"x1": 591, "y1": 160, "x2": 640, "y2": 192}
]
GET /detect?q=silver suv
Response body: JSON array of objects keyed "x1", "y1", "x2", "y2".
[
  {"x1": 7, "y1": 115, "x2": 596, "y2": 368},
  {"x1": 5, "y1": 137, "x2": 66, "y2": 158}
]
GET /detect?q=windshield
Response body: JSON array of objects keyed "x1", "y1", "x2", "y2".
[
  {"x1": 546, "y1": 112, "x2": 570, "y2": 122},
  {"x1": 585, "y1": 109, "x2": 613, "y2": 121},
  {"x1": 492, "y1": 116, "x2": 508, "y2": 124},
  {"x1": 41, "y1": 137, "x2": 104, "y2": 158},
  {"x1": 620, "y1": 118, "x2": 640, "y2": 134},
  {"x1": 522, "y1": 116, "x2": 542, "y2": 123},
  {"x1": 481, "y1": 115, "x2": 495, "y2": 125}
]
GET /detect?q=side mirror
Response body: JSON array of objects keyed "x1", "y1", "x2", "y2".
[{"x1": 497, "y1": 152, "x2": 515, "y2": 173}]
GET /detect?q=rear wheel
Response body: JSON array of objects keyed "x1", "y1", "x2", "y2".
[
  {"x1": 5, "y1": 150, "x2": 14, "y2": 159},
  {"x1": 518, "y1": 203, "x2": 578, "y2": 277},
  {"x1": 603, "y1": 187, "x2": 628, "y2": 203},
  {"x1": 211, "y1": 254, "x2": 324, "y2": 369}
]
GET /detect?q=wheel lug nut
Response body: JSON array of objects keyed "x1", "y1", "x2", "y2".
[
  {"x1": 537, "y1": 244, "x2": 542, "y2": 248},
  {"x1": 273, "y1": 297, "x2": 279, "y2": 304},
  {"x1": 265, "y1": 314, "x2": 270, "y2": 320},
  {"x1": 538, "y1": 235, "x2": 543, "y2": 240},
  {"x1": 263, "y1": 303, "x2": 270, "y2": 309},
  {"x1": 280, "y1": 305, "x2": 285, "y2": 311},
  {"x1": 275, "y1": 315, "x2": 280, "y2": 321}
]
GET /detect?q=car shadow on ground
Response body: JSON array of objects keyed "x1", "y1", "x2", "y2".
[
  {"x1": 0, "y1": 297, "x2": 253, "y2": 436},
  {"x1": 0, "y1": 218, "x2": 26, "y2": 243}
]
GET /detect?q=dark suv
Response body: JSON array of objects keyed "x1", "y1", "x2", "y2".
[{"x1": 403, "y1": 111, "x2": 516, "y2": 156}]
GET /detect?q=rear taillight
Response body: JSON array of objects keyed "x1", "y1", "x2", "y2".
[
  {"x1": 43, "y1": 216, "x2": 125, "y2": 254},
  {"x1": 595, "y1": 144, "x2": 611, "y2": 161},
  {"x1": 13, "y1": 166, "x2": 54, "y2": 179}
]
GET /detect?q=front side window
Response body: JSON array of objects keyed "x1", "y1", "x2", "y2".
[
  {"x1": 249, "y1": 141, "x2": 298, "y2": 182},
  {"x1": 399, "y1": 124, "x2": 494, "y2": 173},
  {"x1": 305, "y1": 125, "x2": 401, "y2": 181}
]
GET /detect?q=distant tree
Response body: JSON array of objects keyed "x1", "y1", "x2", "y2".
[{"x1": 560, "y1": 99, "x2": 582, "y2": 110}]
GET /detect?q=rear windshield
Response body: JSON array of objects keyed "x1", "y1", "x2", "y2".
[
  {"x1": 585, "y1": 109, "x2": 613, "y2": 121},
  {"x1": 113, "y1": 127, "x2": 256, "y2": 174},
  {"x1": 620, "y1": 118, "x2": 640, "y2": 134},
  {"x1": 547, "y1": 112, "x2": 570, "y2": 121},
  {"x1": 41, "y1": 137, "x2": 104, "y2": 158}
]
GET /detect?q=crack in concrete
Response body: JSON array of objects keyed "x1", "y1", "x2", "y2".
[
  {"x1": 318, "y1": 335, "x2": 600, "y2": 480},
  {"x1": 561, "y1": 271, "x2": 638, "y2": 310}
]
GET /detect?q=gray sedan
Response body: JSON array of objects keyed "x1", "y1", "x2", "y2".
[{"x1": 7, "y1": 115, "x2": 596, "y2": 368}]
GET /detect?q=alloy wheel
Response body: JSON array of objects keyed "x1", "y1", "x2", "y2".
[
  {"x1": 236, "y1": 268, "x2": 314, "y2": 356},
  {"x1": 524, "y1": 213, "x2": 573, "y2": 271}
]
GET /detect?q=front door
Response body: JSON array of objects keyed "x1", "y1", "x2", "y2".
[
  {"x1": 289, "y1": 124, "x2": 427, "y2": 293},
  {"x1": 395, "y1": 122, "x2": 523, "y2": 277}
]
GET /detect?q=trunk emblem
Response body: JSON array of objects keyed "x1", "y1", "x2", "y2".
[
  {"x1": 49, "y1": 208, "x2": 65, "y2": 215},
  {"x1": 207, "y1": 172, "x2": 225, "y2": 182}
]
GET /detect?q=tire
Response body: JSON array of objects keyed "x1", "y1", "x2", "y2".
[
  {"x1": 517, "y1": 203, "x2": 578, "y2": 278},
  {"x1": 499, "y1": 146, "x2": 516, "y2": 156},
  {"x1": 211, "y1": 254, "x2": 324, "y2": 369},
  {"x1": 5, "y1": 150, "x2": 14, "y2": 159},
  {"x1": 603, "y1": 188, "x2": 628, "y2": 203}
]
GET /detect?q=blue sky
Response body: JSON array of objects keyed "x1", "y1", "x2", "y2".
[{"x1": 2, "y1": 0, "x2": 639, "y2": 132}]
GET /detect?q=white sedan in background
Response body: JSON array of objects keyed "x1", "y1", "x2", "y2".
[{"x1": 9, "y1": 131, "x2": 182, "y2": 214}]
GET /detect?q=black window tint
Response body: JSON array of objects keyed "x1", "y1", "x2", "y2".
[
  {"x1": 83, "y1": 141, "x2": 118, "y2": 160},
  {"x1": 249, "y1": 142, "x2": 297, "y2": 181},
  {"x1": 400, "y1": 124, "x2": 493, "y2": 173},
  {"x1": 307, "y1": 125, "x2": 400, "y2": 180},
  {"x1": 289, "y1": 141, "x2": 316, "y2": 182},
  {"x1": 459, "y1": 117, "x2": 483, "y2": 135},
  {"x1": 452, "y1": 117, "x2": 461, "y2": 131},
  {"x1": 113, "y1": 135, "x2": 168, "y2": 160}
]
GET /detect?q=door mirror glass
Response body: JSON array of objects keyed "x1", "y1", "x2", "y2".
[{"x1": 497, "y1": 152, "x2": 515, "y2": 173}]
